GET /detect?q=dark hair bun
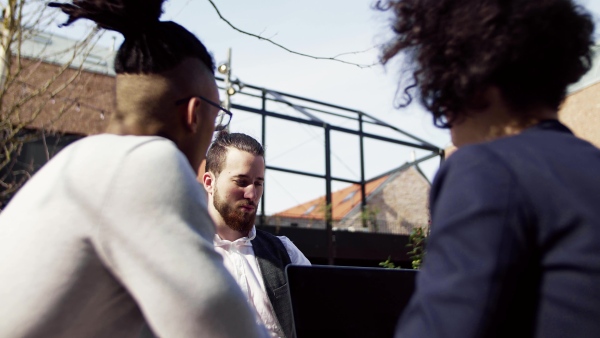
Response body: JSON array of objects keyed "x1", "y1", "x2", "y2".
[
  {"x1": 48, "y1": 0, "x2": 166, "y2": 37},
  {"x1": 49, "y1": 0, "x2": 214, "y2": 75}
]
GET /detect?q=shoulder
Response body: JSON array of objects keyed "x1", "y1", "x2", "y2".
[
  {"x1": 435, "y1": 142, "x2": 516, "y2": 191},
  {"x1": 254, "y1": 229, "x2": 311, "y2": 265},
  {"x1": 64, "y1": 134, "x2": 184, "y2": 170},
  {"x1": 96, "y1": 135, "x2": 205, "y2": 216},
  {"x1": 101, "y1": 135, "x2": 191, "y2": 178},
  {"x1": 443, "y1": 141, "x2": 508, "y2": 169},
  {"x1": 70, "y1": 134, "x2": 174, "y2": 152},
  {"x1": 277, "y1": 236, "x2": 311, "y2": 266},
  {"x1": 112, "y1": 135, "x2": 185, "y2": 164},
  {"x1": 30, "y1": 135, "x2": 194, "y2": 204},
  {"x1": 431, "y1": 142, "x2": 526, "y2": 221}
]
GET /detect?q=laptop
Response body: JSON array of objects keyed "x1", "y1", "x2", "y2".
[{"x1": 285, "y1": 264, "x2": 418, "y2": 338}]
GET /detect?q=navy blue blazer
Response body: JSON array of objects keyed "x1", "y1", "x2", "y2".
[{"x1": 396, "y1": 120, "x2": 600, "y2": 338}]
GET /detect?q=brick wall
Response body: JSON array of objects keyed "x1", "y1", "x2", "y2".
[
  {"x1": 4, "y1": 57, "x2": 115, "y2": 135},
  {"x1": 340, "y1": 167, "x2": 430, "y2": 235},
  {"x1": 559, "y1": 81, "x2": 600, "y2": 148}
]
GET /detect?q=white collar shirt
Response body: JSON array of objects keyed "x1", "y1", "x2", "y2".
[{"x1": 214, "y1": 226, "x2": 310, "y2": 338}]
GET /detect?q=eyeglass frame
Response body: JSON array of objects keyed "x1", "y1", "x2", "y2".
[{"x1": 174, "y1": 96, "x2": 233, "y2": 131}]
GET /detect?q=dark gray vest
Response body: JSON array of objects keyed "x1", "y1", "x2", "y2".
[{"x1": 253, "y1": 229, "x2": 294, "y2": 338}]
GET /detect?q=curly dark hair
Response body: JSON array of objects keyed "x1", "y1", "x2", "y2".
[
  {"x1": 376, "y1": 0, "x2": 596, "y2": 127},
  {"x1": 48, "y1": 0, "x2": 214, "y2": 75},
  {"x1": 205, "y1": 131, "x2": 265, "y2": 176}
]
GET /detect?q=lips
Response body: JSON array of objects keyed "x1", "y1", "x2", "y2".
[{"x1": 239, "y1": 204, "x2": 256, "y2": 212}]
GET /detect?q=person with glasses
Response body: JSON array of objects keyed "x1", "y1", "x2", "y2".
[
  {"x1": 201, "y1": 132, "x2": 311, "y2": 338},
  {"x1": 0, "y1": 1, "x2": 267, "y2": 338},
  {"x1": 175, "y1": 96, "x2": 233, "y2": 132},
  {"x1": 376, "y1": 0, "x2": 600, "y2": 337}
]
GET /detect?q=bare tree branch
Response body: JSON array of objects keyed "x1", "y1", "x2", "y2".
[
  {"x1": 0, "y1": 0, "x2": 107, "y2": 209},
  {"x1": 206, "y1": 0, "x2": 379, "y2": 69}
]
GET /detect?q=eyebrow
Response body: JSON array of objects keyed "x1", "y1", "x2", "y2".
[{"x1": 233, "y1": 175, "x2": 264, "y2": 181}]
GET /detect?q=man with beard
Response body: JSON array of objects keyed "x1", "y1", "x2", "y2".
[{"x1": 202, "y1": 132, "x2": 311, "y2": 338}]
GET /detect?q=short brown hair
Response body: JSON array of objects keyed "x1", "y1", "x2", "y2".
[{"x1": 205, "y1": 132, "x2": 264, "y2": 176}]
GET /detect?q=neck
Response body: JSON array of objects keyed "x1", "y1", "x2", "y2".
[
  {"x1": 452, "y1": 92, "x2": 558, "y2": 147},
  {"x1": 106, "y1": 117, "x2": 179, "y2": 141},
  {"x1": 106, "y1": 113, "x2": 159, "y2": 134}
]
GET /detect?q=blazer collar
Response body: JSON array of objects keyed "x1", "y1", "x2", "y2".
[{"x1": 531, "y1": 119, "x2": 573, "y2": 134}]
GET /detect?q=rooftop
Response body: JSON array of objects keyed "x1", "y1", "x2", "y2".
[{"x1": 15, "y1": 28, "x2": 116, "y2": 76}]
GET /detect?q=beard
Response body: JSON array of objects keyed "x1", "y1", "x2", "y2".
[{"x1": 213, "y1": 187, "x2": 257, "y2": 233}]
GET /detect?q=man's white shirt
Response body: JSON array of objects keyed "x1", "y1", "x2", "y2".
[{"x1": 214, "y1": 226, "x2": 311, "y2": 338}]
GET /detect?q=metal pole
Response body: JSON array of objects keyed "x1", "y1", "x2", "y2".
[
  {"x1": 325, "y1": 126, "x2": 334, "y2": 265},
  {"x1": 359, "y1": 114, "x2": 367, "y2": 228},
  {"x1": 439, "y1": 148, "x2": 446, "y2": 166},
  {"x1": 223, "y1": 48, "x2": 232, "y2": 112},
  {"x1": 260, "y1": 90, "x2": 267, "y2": 225}
]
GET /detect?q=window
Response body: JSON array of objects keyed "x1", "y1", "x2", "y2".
[{"x1": 302, "y1": 204, "x2": 317, "y2": 215}]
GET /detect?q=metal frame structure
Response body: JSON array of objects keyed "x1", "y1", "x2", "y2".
[{"x1": 216, "y1": 76, "x2": 445, "y2": 264}]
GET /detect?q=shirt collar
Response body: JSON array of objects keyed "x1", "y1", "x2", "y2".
[
  {"x1": 214, "y1": 225, "x2": 257, "y2": 247},
  {"x1": 531, "y1": 119, "x2": 573, "y2": 134}
]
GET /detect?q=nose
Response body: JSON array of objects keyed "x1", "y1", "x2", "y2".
[{"x1": 243, "y1": 185, "x2": 257, "y2": 201}]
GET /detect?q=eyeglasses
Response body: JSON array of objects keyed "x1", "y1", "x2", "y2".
[{"x1": 175, "y1": 96, "x2": 233, "y2": 131}]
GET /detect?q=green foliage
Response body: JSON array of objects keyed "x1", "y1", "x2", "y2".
[
  {"x1": 406, "y1": 226, "x2": 427, "y2": 269},
  {"x1": 380, "y1": 224, "x2": 429, "y2": 270},
  {"x1": 360, "y1": 205, "x2": 380, "y2": 231},
  {"x1": 318, "y1": 203, "x2": 332, "y2": 221},
  {"x1": 360, "y1": 205, "x2": 380, "y2": 221},
  {"x1": 379, "y1": 256, "x2": 401, "y2": 269}
]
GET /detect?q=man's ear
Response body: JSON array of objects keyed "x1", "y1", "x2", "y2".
[
  {"x1": 196, "y1": 159, "x2": 206, "y2": 180},
  {"x1": 202, "y1": 171, "x2": 215, "y2": 195},
  {"x1": 184, "y1": 97, "x2": 201, "y2": 133}
]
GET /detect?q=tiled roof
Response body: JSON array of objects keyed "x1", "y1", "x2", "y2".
[
  {"x1": 274, "y1": 163, "x2": 431, "y2": 221},
  {"x1": 274, "y1": 175, "x2": 389, "y2": 221}
]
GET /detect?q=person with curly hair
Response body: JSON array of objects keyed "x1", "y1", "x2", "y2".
[
  {"x1": 376, "y1": 0, "x2": 600, "y2": 337},
  {"x1": 0, "y1": 1, "x2": 267, "y2": 337}
]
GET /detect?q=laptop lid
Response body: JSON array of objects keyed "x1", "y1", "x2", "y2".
[{"x1": 285, "y1": 264, "x2": 418, "y2": 338}]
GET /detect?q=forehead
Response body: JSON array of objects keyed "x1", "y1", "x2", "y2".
[{"x1": 221, "y1": 148, "x2": 265, "y2": 176}]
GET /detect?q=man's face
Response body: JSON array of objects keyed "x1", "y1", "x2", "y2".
[{"x1": 212, "y1": 148, "x2": 265, "y2": 232}]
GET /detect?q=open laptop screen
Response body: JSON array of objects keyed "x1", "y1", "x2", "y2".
[{"x1": 285, "y1": 264, "x2": 418, "y2": 338}]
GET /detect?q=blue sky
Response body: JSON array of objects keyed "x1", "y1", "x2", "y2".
[{"x1": 48, "y1": 0, "x2": 600, "y2": 214}]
